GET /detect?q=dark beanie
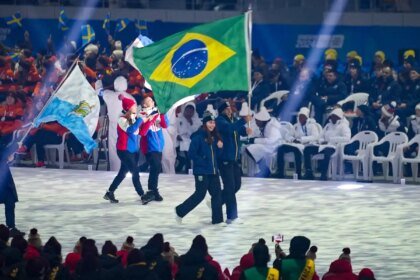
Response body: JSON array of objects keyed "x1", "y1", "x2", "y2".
[
  {"x1": 252, "y1": 239, "x2": 270, "y2": 267},
  {"x1": 0, "y1": 224, "x2": 9, "y2": 243},
  {"x1": 289, "y1": 236, "x2": 311, "y2": 257},
  {"x1": 102, "y1": 240, "x2": 117, "y2": 256},
  {"x1": 191, "y1": 235, "x2": 208, "y2": 254},
  {"x1": 357, "y1": 104, "x2": 370, "y2": 116},
  {"x1": 202, "y1": 111, "x2": 216, "y2": 124},
  {"x1": 217, "y1": 101, "x2": 230, "y2": 114}
]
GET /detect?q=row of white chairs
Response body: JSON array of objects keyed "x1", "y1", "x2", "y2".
[{"x1": 242, "y1": 124, "x2": 420, "y2": 183}]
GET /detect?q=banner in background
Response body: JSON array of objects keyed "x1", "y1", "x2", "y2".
[{"x1": 0, "y1": 17, "x2": 419, "y2": 66}]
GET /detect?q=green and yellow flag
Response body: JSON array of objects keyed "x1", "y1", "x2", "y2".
[{"x1": 132, "y1": 13, "x2": 250, "y2": 112}]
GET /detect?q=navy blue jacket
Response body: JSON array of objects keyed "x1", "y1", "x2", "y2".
[
  {"x1": 216, "y1": 115, "x2": 246, "y2": 162},
  {"x1": 188, "y1": 129, "x2": 220, "y2": 175}
]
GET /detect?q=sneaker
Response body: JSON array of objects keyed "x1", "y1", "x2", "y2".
[
  {"x1": 302, "y1": 171, "x2": 314, "y2": 180},
  {"x1": 175, "y1": 209, "x2": 182, "y2": 224},
  {"x1": 9, "y1": 227, "x2": 25, "y2": 238},
  {"x1": 141, "y1": 192, "x2": 154, "y2": 205},
  {"x1": 103, "y1": 191, "x2": 119, "y2": 203},
  {"x1": 153, "y1": 192, "x2": 163, "y2": 202},
  {"x1": 35, "y1": 161, "x2": 46, "y2": 168}
]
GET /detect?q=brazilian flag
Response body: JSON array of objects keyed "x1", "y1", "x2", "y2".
[{"x1": 132, "y1": 13, "x2": 250, "y2": 112}]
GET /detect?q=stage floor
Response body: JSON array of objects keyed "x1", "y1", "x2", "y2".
[{"x1": 9, "y1": 167, "x2": 420, "y2": 279}]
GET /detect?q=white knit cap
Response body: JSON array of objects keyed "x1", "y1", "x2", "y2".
[
  {"x1": 112, "y1": 50, "x2": 124, "y2": 60},
  {"x1": 239, "y1": 102, "x2": 251, "y2": 117},
  {"x1": 114, "y1": 40, "x2": 122, "y2": 50},
  {"x1": 330, "y1": 108, "x2": 344, "y2": 119},
  {"x1": 114, "y1": 76, "x2": 128, "y2": 92},
  {"x1": 84, "y1": 44, "x2": 98, "y2": 55},
  {"x1": 255, "y1": 106, "x2": 271, "y2": 121},
  {"x1": 416, "y1": 103, "x2": 420, "y2": 111},
  {"x1": 298, "y1": 107, "x2": 310, "y2": 118}
]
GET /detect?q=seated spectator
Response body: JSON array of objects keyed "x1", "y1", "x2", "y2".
[
  {"x1": 322, "y1": 259, "x2": 357, "y2": 280},
  {"x1": 289, "y1": 54, "x2": 305, "y2": 83},
  {"x1": 42, "y1": 236, "x2": 63, "y2": 276},
  {"x1": 273, "y1": 236, "x2": 319, "y2": 280},
  {"x1": 140, "y1": 233, "x2": 172, "y2": 280},
  {"x1": 276, "y1": 107, "x2": 320, "y2": 179},
  {"x1": 74, "y1": 238, "x2": 101, "y2": 279},
  {"x1": 64, "y1": 236, "x2": 86, "y2": 274},
  {"x1": 124, "y1": 248, "x2": 159, "y2": 280},
  {"x1": 246, "y1": 106, "x2": 282, "y2": 177},
  {"x1": 240, "y1": 238, "x2": 279, "y2": 280},
  {"x1": 162, "y1": 242, "x2": 179, "y2": 279},
  {"x1": 175, "y1": 235, "x2": 222, "y2": 280},
  {"x1": 175, "y1": 102, "x2": 201, "y2": 173},
  {"x1": 351, "y1": 105, "x2": 377, "y2": 136},
  {"x1": 0, "y1": 92, "x2": 24, "y2": 146},
  {"x1": 303, "y1": 108, "x2": 351, "y2": 180},
  {"x1": 117, "y1": 236, "x2": 135, "y2": 268},
  {"x1": 231, "y1": 243, "x2": 255, "y2": 280},
  {"x1": 25, "y1": 228, "x2": 42, "y2": 260},
  {"x1": 408, "y1": 103, "x2": 420, "y2": 139},
  {"x1": 358, "y1": 268, "x2": 376, "y2": 280},
  {"x1": 344, "y1": 59, "x2": 370, "y2": 96},
  {"x1": 378, "y1": 102, "x2": 403, "y2": 138},
  {"x1": 99, "y1": 240, "x2": 123, "y2": 279},
  {"x1": 312, "y1": 70, "x2": 347, "y2": 124},
  {"x1": 369, "y1": 65, "x2": 402, "y2": 119}
]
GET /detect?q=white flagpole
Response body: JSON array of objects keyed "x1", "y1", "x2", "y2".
[{"x1": 245, "y1": 5, "x2": 253, "y2": 127}]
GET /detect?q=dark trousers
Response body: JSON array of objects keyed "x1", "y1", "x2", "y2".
[
  {"x1": 303, "y1": 145, "x2": 336, "y2": 177},
  {"x1": 146, "y1": 152, "x2": 162, "y2": 193},
  {"x1": 24, "y1": 130, "x2": 61, "y2": 162},
  {"x1": 312, "y1": 99, "x2": 327, "y2": 124},
  {"x1": 277, "y1": 145, "x2": 302, "y2": 177},
  {"x1": 176, "y1": 148, "x2": 190, "y2": 174},
  {"x1": 67, "y1": 134, "x2": 84, "y2": 155},
  {"x1": 109, "y1": 150, "x2": 144, "y2": 196},
  {"x1": 4, "y1": 199, "x2": 15, "y2": 228},
  {"x1": 219, "y1": 160, "x2": 241, "y2": 220},
  {"x1": 373, "y1": 141, "x2": 390, "y2": 175},
  {"x1": 176, "y1": 174, "x2": 223, "y2": 224}
]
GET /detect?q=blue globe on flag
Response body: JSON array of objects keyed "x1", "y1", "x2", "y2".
[{"x1": 171, "y1": 39, "x2": 208, "y2": 79}]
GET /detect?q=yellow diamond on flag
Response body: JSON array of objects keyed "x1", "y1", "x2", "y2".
[{"x1": 150, "y1": 32, "x2": 236, "y2": 89}]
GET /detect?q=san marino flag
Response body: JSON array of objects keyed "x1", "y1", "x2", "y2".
[
  {"x1": 34, "y1": 64, "x2": 100, "y2": 153},
  {"x1": 130, "y1": 13, "x2": 250, "y2": 112}
]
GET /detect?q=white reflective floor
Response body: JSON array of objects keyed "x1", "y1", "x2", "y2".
[{"x1": 9, "y1": 167, "x2": 420, "y2": 279}]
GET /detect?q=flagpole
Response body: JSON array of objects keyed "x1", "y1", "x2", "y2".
[
  {"x1": 246, "y1": 5, "x2": 253, "y2": 123},
  {"x1": 16, "y1": 57, "x2": 79, "y2": 148}
]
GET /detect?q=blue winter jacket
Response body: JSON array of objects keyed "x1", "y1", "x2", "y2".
[
  {"x1": 215, "y1": 115, "x2": 247, "y2": 162},
  {"x1": 188, "y1": 129, "x2": 220, "y2": 175}
]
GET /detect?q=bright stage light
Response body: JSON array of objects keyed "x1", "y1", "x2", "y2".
[{"x1": 337, "y1": 184, "x2": 364, "y2": 190}]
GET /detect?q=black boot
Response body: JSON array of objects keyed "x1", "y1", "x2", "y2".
[
  {"x1": 303, "y1": 170, "x2": 314, "y2": 180},
  {"x1": 153, "y1": 191, "x2": 163, "y2": 202},
  {"x1": 104, "y1": 191, "x2": 119, "y2": 203},
  {"x1": 9, "y1": 227, "x2": 25, "y2": 238},
  {"x1": 141, "y1": 191, "x2": 155, "y2": 205}
]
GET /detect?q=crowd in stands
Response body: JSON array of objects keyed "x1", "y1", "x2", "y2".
[
  {"x1": 0, "y1": 224, "x2": 376, "y2": 280},
  {"x1": 0, "y1": 30, "x2": 419, "y2": 180}
]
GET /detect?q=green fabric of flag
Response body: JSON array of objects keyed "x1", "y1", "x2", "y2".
[{"x1": 132, "y1": 14, "x2": 249, "y2": 112}]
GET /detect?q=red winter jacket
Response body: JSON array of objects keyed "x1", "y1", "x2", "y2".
[
  {"x1": 205, "y1": 255, "x2": 227, "y2": 280},
  {"x1": 24, "y1": 244, "x2": 41, "y2": 260},
  {"x1": 231, "y1": 252, "x2": 254, "y2": 280},
  {"x1": 322, "y1": 259, "x2": 358, "y2": 280}
]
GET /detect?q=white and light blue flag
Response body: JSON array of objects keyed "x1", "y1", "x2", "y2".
[{"x1": 34, "y1": 65, "x2": 100, "y2": 153}]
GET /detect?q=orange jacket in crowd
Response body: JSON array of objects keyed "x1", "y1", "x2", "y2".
[{"x1": 0, "y1": 103, "x2": 24, "y2": 135}]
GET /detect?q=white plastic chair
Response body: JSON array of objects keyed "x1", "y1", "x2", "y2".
[
  {"x1": 44, "y1": 132, "x2": 71, "y2": 169},
  {"x1": 13, "y1": 123, "x2": 38, "y2": 164},
  {"x1": 260, "y1": 90, "x2": 289, "y2": 112},
  {"x1": 269, "y1": 121, "x2": 294, "y2": 174},
  {"x1": 368, "y1": 132, "x2": 408, "y2": 183},
  {"x1": 397, "y1": 134, "x2": 420, "y2": 182},
  {"x1": 337, "y1": 93, "x2": 369, "y2": 118},
  {"x1": 339, "y1": 131, "x2": 378, "y2": 180}
]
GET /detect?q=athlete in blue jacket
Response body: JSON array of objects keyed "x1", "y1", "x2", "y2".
[{"x1": 175, "y1": 111, "x2": 224, "y2": 225}]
